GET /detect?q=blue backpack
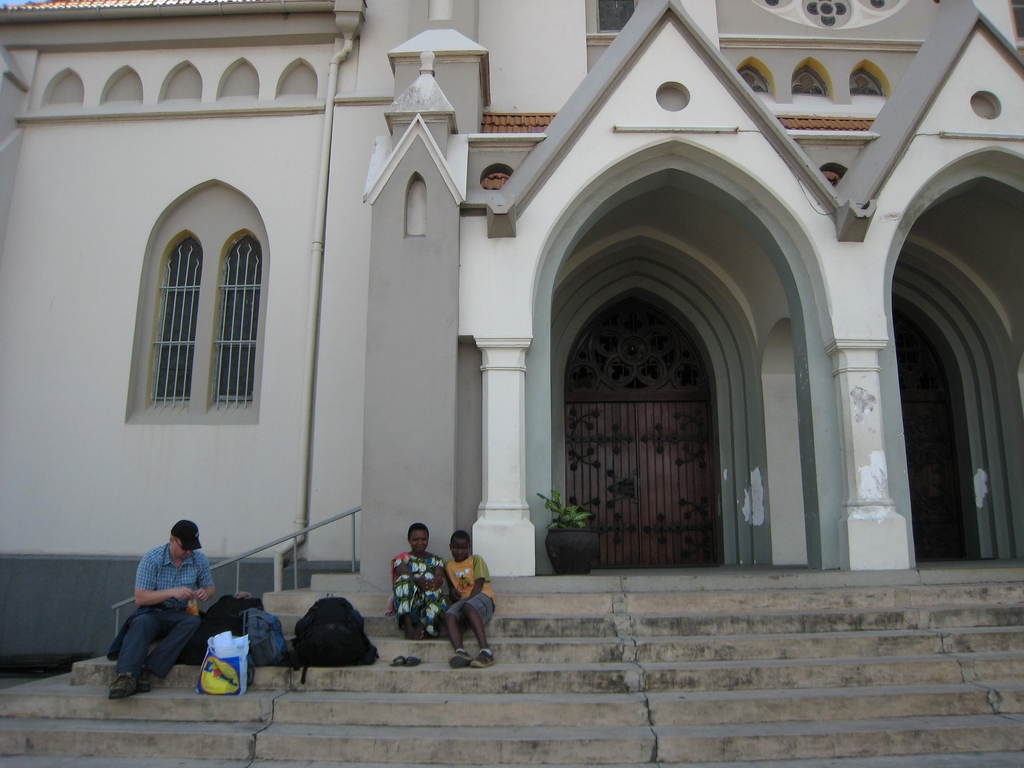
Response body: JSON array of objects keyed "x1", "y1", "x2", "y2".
[{"x1": 241, "y1": 608, "x2": 288, "y2": 666}]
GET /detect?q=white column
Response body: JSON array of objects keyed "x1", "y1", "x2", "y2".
[
  {"x1": 473, "y1": 338, "x2": 536, "y2": 576},
  {"x1": 828, "y1": 340, "x2": 911, "y2": 570}
]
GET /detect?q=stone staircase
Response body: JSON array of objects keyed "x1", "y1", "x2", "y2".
[{"x1": 2, "y1": 567, "x2": 1024, "y2": 765}]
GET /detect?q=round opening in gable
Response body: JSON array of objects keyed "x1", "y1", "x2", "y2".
[
  {"x1": 480, "y1": 163, "x2": 513, "y2": 190},
  {"x1": 656, "y1": 81, "x2": 690, "y2": 112},
  {"x1": 970, "y1": 91, "x2": 1000, "y2": 120}
]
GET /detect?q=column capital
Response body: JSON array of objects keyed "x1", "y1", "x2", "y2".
[
  {"x1": 476, "y1": 338, "x2": 531, "y2": 371},
  {"x1": 825, "y1": 338, "x2": 889, "y2": 377}
]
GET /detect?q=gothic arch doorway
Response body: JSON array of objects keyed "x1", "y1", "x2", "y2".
[
  {"x1": 564, "y1": 298, "x2": 718, "y2": 567},
  {"x1": 894, "y1": 310, "x2": 966, "y2": 560}
]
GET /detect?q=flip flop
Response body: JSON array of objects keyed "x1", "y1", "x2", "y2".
[
  {"x1": 449, "y1": 650, "x2": 471, "y2": 669},
  {"x1": 389, "y1": 655, "x2": 422, "y2": 667}
]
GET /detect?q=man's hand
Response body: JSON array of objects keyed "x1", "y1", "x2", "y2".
[
  {"x1": 170, "y1": 586, "x2": 193, "y2": 601},
  {"x1": 194, "y1": 587, "x2": 211, "y2": 602}
]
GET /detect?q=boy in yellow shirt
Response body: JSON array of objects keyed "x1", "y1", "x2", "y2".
[{"x1": 444, "y1": 530, "x2": 495, "y2": 668}]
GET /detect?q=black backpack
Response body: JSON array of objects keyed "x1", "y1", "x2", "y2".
[
  {"x1": 292, "y1": 597, "x2": 378, "y2": 682},
  {"x1": 177, "y1": 595, "x2": 264, "y2": 665}
]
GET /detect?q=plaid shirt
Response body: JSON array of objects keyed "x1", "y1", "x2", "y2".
[{"x1": 134, "y1": 543, "x2": 214, "y2": 610}]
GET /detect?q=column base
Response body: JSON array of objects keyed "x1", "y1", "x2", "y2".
[
  {"x1": 844, "y1": 504, "x2": 911, "y2": 570},
  {"x1": 472, "y1": 515, "x2": 536, "y2": 577}
]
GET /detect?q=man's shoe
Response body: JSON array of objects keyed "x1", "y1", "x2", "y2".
[
  {"x1": 136, "y1": 670, "x2": 152, "y2": 693},
  {"x1": 469, "y1": 650, "x2": 494, "y2": 668},
  {"x1": 108, "y1": 673, "x2": 137, "y2": 699}
]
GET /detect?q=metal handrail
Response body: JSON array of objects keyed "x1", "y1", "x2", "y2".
[{"x1": 111, "y1": 505, "x2": 360, "y2": 632}]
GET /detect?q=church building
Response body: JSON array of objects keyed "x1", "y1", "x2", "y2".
[{"x1": 1, "y1": 0, "x2": 1022, "y2": 658}]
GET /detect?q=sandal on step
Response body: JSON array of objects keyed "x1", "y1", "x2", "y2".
[{"x1": 449, "y1": 650, "x2": 471, "y2": 668}]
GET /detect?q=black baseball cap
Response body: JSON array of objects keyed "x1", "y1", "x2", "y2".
[{"x1": 171, "y1": 520, "x2": 202, "y2": 550}]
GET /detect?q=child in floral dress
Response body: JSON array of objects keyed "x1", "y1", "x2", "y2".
[{"x1": 391, "y1": 522, "x2": 447, "y2": 639}]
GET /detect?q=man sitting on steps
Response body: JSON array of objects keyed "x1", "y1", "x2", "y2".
[{"x1": 107, "y1": 519, "x2": 215, "y2": 699}]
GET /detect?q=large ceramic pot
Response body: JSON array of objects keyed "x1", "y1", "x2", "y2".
[{"x1": 545, "y1": 527, "x2": 600, "y2": 575}]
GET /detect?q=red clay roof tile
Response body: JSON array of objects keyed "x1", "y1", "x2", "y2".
[
  {"x1": 778, "y1": 116, "x2": 875, "y2": 131},
  {"x1": 481, "y1": 113, "x2": 555, "y2": 133}
]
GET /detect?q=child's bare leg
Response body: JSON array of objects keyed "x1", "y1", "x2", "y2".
[
  {"x1": 462, "y1": 603, "x2": 489, "y2": 650},
  {"x1": 445, "y1": 611, "x2": 464, "y2": 651}
]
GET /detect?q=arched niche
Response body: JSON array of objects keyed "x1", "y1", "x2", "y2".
[
  {"x1": 218, "y1": 59, "x2": 259, "y2": 100},
  {"x1": 276, "y1": 59, "x2": 317, "y2": 98},
  {"x1": 101, "y1": 66, "x2": 143, "y2": 105},
  {"x1": 405, "y1": 174, "x2": 427, "y2": 237},
  {"x1": 161, "y1": 62, "x2": 202, "y2": 102},
  {"x1": 44, "y1": 68, "x2": 84, "y2": 107},
  {"x1": 530, "y1": 140, "x2": 840, "y2": 570},
  {"x1": 882, "y1": 154, "x2": 1024, "y2": 561}
]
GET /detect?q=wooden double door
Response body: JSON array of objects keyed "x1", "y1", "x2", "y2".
[
  {"x1": 894, "y1": 311, "x2": 966, "y2": 560},
  {"x1": 563, "y1": 299, "x2": 717, "y2": 567}
]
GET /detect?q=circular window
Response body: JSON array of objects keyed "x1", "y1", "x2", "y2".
[
  {"x1": 480, "y1": 163, "x2": 513, "y2": 190},
  {"x1": 970, "y1": 91, "x2": 1000, "y2": 120},
  {"x1": 656, "y1": 81, "x2": 690, "y2": 112}
]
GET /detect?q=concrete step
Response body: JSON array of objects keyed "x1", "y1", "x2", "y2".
[
  {"x1": 5, "y1": 757, "x2": 1024, "y2": 768},
  {"x1": 643, "y1": 652, "x2": 1024, "y2": 692},
  {"x1": 69, "y1": 650, "x2": 1024, "y2": 694},
  {"x1": 0, "y1": 717, "x2": 256, "y2": 761},
  {"x1": 653, "y1": 713, "x2": 1024, "y2": 763},
  {"x1": 632, "y1": 605, "x2": 1024, "y2": 636},
  {"x1": 8, "y1": 713, "x2": 1020, "y2": 764},
  {"x1": 12, "y1": 675, "x2": 1023, "y2": 730},
  {"x1": 5, "y1": 754, "x2": 1024, "y2": 768},
  {"x1": 624, "y1": 583, "x2": 1024, "y2": 614},
  {"x1": 253, "y1": 723, "x2": 656, "y2": 764},
  {"x1": 273, "y1": 691, "x2": 651, "y2": 727},
  {"x1": 0, "y1": 676, "x2": 276, "y2": 723},
  {"x1": 70, "y1": 658, "x2": 290, "y2": 690},
  {"x1": 647, "y1": 681, "x2": 1024, "y2": 724},
  {"x1": 268, "y1": 582, "x2": 1024, "y2": 621}
]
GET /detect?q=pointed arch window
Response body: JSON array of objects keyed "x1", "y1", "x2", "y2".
[
  {"x1": 130, "y1": 183, "x2": 269, "y2": 423},
  {"x1": 153, "y1": 236, "x2": 203, "y2": 404},
  {"x1": 791, "y1": 66, "x2": 828, "y2": 97},
  {"x1": 849, "y1": 68, "x2": 884, "y2": 96},
  {"x1": 214, "y1": 235, "x2": 262, "y2": 405},
  {"x1": 739, "y1": 65, "x2": 770, "y2": 94}
]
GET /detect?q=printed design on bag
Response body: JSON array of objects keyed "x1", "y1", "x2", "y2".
[{"x1": 200, "y1": 655, "x2": 240, "y2": 694}]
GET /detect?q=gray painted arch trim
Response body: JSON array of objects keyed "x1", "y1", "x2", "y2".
[
  {"x1": 550, "y1": 243, "x2": 771, "y2": 566},
  {"x1": 884, "y1": 249, "x2": 1023, "y2": 560},
  {"x1": 524, "y1": 143, "x2": 845, "y2": 569},
  {"x1": 485, "y1": 0, "x2": 841, "y2": 239}
]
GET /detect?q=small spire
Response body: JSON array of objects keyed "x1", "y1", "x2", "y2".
[{"x1": 419, "y1": 50, "x2": 435, "y2": 76}]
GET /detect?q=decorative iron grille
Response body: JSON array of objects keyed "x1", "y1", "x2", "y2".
[
  {"x1": 152, "y1": 236, "x2": 203, "y2": 404},
  {"x1": 214, "y1": 234, "x2": 261, "y2": 405}
]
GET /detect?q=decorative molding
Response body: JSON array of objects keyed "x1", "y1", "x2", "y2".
[
  {"x1": 825, "y1": 338, "x2": 889, "y2": 354},
  {"x1": 613, "y1": 125, "x2": 739, "y2": 134},
  {"x1": 720, "y1": 35, "x2": 921, "y2": 53},
  {"x1": 18, "y1": 103, "x2": 323, "y2": 124},
  {"x1": 788, "y1": 130, "x2": 879, "y2": 145},
  {"x1": 939, "y1": 130, "x2": 1024, "y2": 142}
]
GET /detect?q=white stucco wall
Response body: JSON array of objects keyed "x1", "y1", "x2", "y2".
[
  {"x1": 479, "y1": 0, "x2": 588, "y2": 113},
  {"x1": 0, "y1": 42, "x2": 381, "y2": 558}
]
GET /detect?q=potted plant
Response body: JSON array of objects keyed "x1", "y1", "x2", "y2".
[{"x1": 539, "y1": 490, "x2": 600, "y2": 575}]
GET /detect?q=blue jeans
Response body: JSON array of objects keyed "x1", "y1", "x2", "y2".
[{"x1": 115, "y1": 609, "x2": 200, "y2": 678}]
